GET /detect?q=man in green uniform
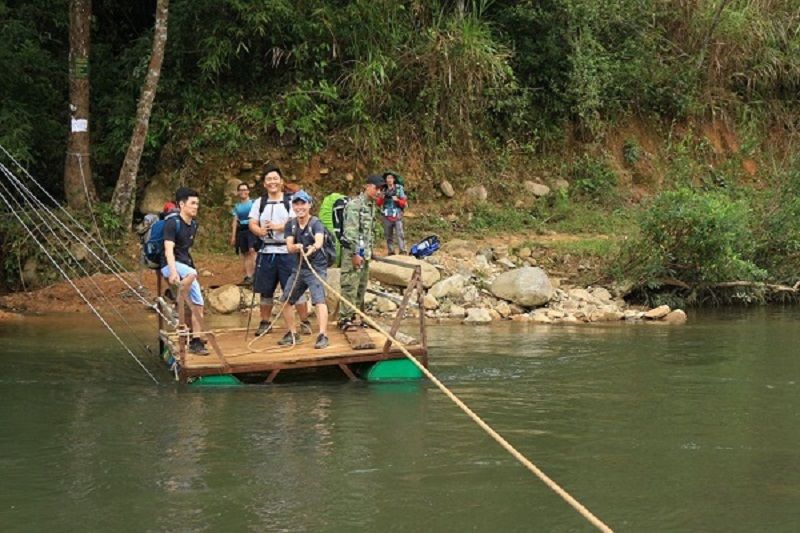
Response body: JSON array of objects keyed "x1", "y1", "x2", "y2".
[{"x1": 338, "y1": 174, "x2": 386, "y2": 330}]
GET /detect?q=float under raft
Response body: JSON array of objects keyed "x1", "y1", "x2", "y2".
[{"x1": 161, "y1": 325, "x2": 427, "y2": 383}]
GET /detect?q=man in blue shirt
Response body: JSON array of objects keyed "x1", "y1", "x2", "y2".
[{"x1": 230, "y1": 182, "x2": 256, "y2": 285}]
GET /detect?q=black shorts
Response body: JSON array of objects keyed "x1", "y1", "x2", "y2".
[{"x1": 235, "y1": 226, "x2": 258, "y2": 254}]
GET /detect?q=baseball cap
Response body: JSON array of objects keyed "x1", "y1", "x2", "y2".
[
  {"x1": 291, "y1": 190, "x2": 313, "y2": 204},
  {"x1": 366, "y1": 174, "x2": 386, "y2": 187},
  {"x1": 162, "y1": 201, "x2": 177, "y2": 213}
]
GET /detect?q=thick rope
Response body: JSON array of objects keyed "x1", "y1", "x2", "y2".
[
  {"x1": 243, "y1": 253, "x2": 305, "y2": 354},
  {"x1": 0, "y1": 146, "x2": 154, "y2": 306},
  {"x1": 0, "y1": 165, "x2": 158, "y2": 356},
  {"x1": 0, "y1": 186, "x2": 159, "y2": 384},
  {"x1": 301, "y1": 252, "x2": 614, "y2": 533},
  {"x1": 0, "y1": 160, "x2": 172, "y2": 325}
]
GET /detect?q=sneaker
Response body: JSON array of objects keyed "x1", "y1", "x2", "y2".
[
  {"x1": 188, "y1": 338, "x2": 210, "y2": 356},
  {"x1": 314, "y1": 334, "x2": 329, "y2": 349},
  {"x1": 299, "y1": 320, "x2": 313, "y2": 335},
  {"x1": 277, "y1": 331, "x2": 301, "y2": 346},
  {"x1": 255, "y1": 320, "x2": 272, "y2": 337}
]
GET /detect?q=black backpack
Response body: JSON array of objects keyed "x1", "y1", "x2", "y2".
[{"x1": 293, "y1": 217, "x2": 337, "y2": 268}]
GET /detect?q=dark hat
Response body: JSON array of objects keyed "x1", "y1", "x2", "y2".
[{"x1": 366, "y1": 174, "x2": 386, "y2": 187}]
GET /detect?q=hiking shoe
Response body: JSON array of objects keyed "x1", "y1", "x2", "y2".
[
  {"x1": 299, "y1": 320, "x2": 313, "y2": 335},
  {"x1": 255, "y1": 320, "x2": 272, "y2": 337},
  {"x1": 188, "y1": 338, "x2": 209, "y2": 356},
  {"x1": 314, "y1": 334, "x2": 329, "y2": 349},
  {"x1": 277, "y1": 331, "x2": 301, "y2": 346},
  {"x1": 338, "y1": 318, "x2": 354, "y2": 331}
]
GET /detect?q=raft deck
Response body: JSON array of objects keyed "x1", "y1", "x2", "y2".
[
  {"x1": 157, "y1": 256, "x2": 429, "y2": 383},
  {"x1": 164, "y1": 325, "x2": 427, "y2": 382}
]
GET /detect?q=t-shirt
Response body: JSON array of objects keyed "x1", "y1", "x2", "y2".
[
  {"x1": 160, "y1": 215, "x2": 197, "y2": 269},
  {"x1": 231, "y1": 200, "x2": 253, "y2": 226},
  {"x1": 248, "y1": 197, "x2": 295, "y2": 254},
  {"x1": 285, "y1": 217, "x2": 327, "y2": 271}
]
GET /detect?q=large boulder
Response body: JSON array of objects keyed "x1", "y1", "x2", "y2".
[
  {"x1": 207, "y1": 284, "x2": 242, "y2": 314},
  {"x1": 644, "y1": 305, "x2": 671, "y2": 319},
  {"x1": 429, "y1": 274, "x2": 467, "y2": 299},
  {"x1": 139, "y1": 173, "x2": 175, "y2": 215},
  {"x1": 490, "y1": 267, "x2": 553, "y2": 307},
  {"x1": 463, "y1": 308, "x2": 492, "y2": 324},
  {"x1": 663, "y1": 309, "x2": 687, "y2": 324},
  {"x1": 369, "y1": 256, "x2": 440, "y2": 288}
]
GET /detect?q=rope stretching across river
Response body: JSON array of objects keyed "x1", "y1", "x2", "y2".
[{"x1": 297, "y1": 251, "x2": 615, "y2": 533}]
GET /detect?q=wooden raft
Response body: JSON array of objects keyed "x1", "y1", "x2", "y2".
[
  {"x1": 164, "y1": 326, "x2": 425, "y2": 382},
  {"x1": 157, "y1": 256, "x2": 429, "y2": 383}
]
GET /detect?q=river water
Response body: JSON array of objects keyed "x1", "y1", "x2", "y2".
[{"x1": 1, "y1": 308, "x2": 799, "y2": 532}]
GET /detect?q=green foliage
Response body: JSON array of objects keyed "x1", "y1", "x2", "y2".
[
  {"x1": 619, "y1": 187, "x2": 766, "y2": 286},
  {"x1": 751, "y1": 165, "x2": 800, "y2": 282},
  {"x1": 568, "y1": 153, "x2": 618, "y2": 202},
  {"x1": 465, "y1": 203, "x2": 539, "y2": 233}
]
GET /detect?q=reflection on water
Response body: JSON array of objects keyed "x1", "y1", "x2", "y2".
[{"x1": 1, "y1": 309, "x2": 800, "y2": 531}]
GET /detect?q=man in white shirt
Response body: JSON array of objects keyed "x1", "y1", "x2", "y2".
[{"x1": 248, "y1": 165, "x2": 311, "y2": 337}]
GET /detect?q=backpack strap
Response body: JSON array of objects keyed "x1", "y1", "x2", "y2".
[{"x1": 258, "y1": 195, "x2": 292, "y2": 218}]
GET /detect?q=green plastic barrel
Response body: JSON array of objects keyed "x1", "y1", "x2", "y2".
[
  {"x1": 189, "y1": 374, "x2": 241, "y2": 387},
  {"x1": 364, "y1": 359, "x2": 423, "y2": 381}
]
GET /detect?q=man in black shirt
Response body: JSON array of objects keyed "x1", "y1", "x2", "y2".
[{"x1": 160, "y1": 187, "x2": 208, "y2": 355}]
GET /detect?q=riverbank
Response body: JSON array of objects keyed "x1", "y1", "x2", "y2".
[{"x1": 0, "y1": 234, "x2": 685, "y2": 327}]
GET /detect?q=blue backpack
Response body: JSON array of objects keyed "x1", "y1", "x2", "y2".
[
  {"x1": 142, "y1": 212, "x2": 180, "y2": 269},
  {"x1": 410, "y1": 235, "x2": 440, "y2": 259}
]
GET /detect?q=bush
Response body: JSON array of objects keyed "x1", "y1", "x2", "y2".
[
  {"x1": 569, "y1": 153, "x2": 618, "y2": 202},
  {"x1": 619, "y1": 187, "x2": 766, "y2": 286}
]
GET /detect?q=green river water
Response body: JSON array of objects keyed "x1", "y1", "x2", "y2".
[{"x1": 1, "y1": 308, "x2": 799, "y2": 532}]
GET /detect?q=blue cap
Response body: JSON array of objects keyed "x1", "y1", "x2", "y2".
[{"x1": 291, "y1": 190, "x2": 313, "y2": 204}]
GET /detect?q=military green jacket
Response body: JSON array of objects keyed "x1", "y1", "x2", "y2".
[{"x1": 341, "y1": 192, "x2": 377, "y2": 260}]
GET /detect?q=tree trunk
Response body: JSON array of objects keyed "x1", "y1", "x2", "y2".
[
  {"x1": 111, "y1": 0, "x2": 169, "y2": 227},
  {"x1": 64, "y1": 0, "x2": 96, "y2": 210}
]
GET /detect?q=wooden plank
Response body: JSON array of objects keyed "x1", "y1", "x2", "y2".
[
  {"x1": 383, "y1": 268, "x2": 420, "y2": 354},
  {"x1": 338, "y1": 364, "x2": 358, "y2": 381},
  {"x1": 344, "y1": 328, "x2": 375, "y2": 350}
]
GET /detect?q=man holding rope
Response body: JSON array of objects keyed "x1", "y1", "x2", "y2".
[{"x1": 279, "y1": 191, "x2": 329, "y2": 349}]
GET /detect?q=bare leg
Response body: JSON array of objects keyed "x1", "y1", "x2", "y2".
[
  {"x1": 296, "y1": 301, "x2": 309, "y2": 322},
  {"x1": 189, "y1": 303, "x2": 205, "y2": 340},
  {"x1": 245, "y1": 250, "x2": 256, "y2": 278},
  {"x1": 260, "y1": 303, "x2": 274, "y2": 323},
  {"x1": 283, "y1": 302, "x2": 296, "y2": 334},
  {"x1": 316, "y1": 304, "x2": 328, "y2": 336}
]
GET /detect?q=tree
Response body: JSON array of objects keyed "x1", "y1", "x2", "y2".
[
  {"x1": 110, "y1": 0, "x2": 169, "y2": 227},
  {"x1": 64, "y1": 0, "x2": 97, "y2": 210}
]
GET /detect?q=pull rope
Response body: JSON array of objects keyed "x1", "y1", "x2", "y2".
[
  {"x1": 243, "y1": 254, "x2": 305, "y2": 354},
  {"x1": 300, "y1": 252, "x2": 614, "y2": 533},
  {"x1": 0, "y1": 145, "x2": 153, "y2": 304},
  {"x1": 0, "y1": 167, "x2": 157, "y2": 357},
  {"x1": 0, "y1": 186, "x2": 158, "y2": 384},
  {"x1": 0, "y1": 159, "x2": 172, "y2": 325}
]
